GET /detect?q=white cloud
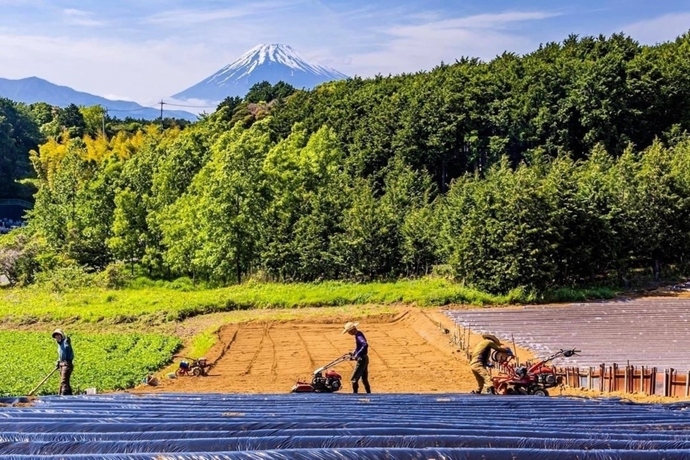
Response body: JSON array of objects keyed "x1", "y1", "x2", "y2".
[
  {"x1": 102, "y1": 94, "x2": 137, "y2": 102},
  {"x1": 144, "y1": 1, "x2": 299, "y2": 25},
  {"x1": 63, "y1": 8, "x2": 104, "y2": 27},
  {"x1": 335, "y1": 11, "x2": 558, "y2": 77},
  {"x1": 621, "y1": 13, "x2": 690, "y2": 44},
  {"x1": 163, "y1": 97, "x2": 219, "y2": 115},
  {"x1": 398, "y1": 11, "x2": 560, "y2": 31}
]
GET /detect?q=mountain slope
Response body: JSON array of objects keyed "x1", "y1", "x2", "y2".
[
  {"x1": 0, "y1": 77, "x2": 197, "y2": 121},
  {"x1": 172, "y1": 44, "x2": 348, "y2": 103}
]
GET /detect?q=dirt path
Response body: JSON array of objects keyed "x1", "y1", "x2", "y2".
[{"x1": 134, "y1": 309, "x2": 486, "y2": 394}]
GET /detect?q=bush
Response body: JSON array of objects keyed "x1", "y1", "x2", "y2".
[
  {"x1": 168, "y1": 276, "x2": 196, "y2": 291},
  {"x1": 34, "y1": 265, "x2": 94, "y2": 292},
  {"x1": 0, "y1": 230, "x2": 51, "y2": 286},
  {"x1": 95, "y1": 262, "x2": 132, "y2": 289},
  {"x1": 430, "y1": 264, "x2": 455, "y2": 279}
]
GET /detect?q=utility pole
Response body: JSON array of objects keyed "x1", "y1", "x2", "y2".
[
  {"x1": 101, "y1": 106, "x2": 108, "y2": 139},
  {"x1": 159, "y1": 100, "x2": 166, "y2": 126}
]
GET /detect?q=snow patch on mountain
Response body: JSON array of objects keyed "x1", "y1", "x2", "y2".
[
  {"x1": 172, "y1": 44, "x2": 348, "y2": 103},
  {"x1": 212, "y1": 44, "x2": 348, "y2": 83}
]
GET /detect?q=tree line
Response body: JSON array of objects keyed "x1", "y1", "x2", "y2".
[
  {"x1": 1, "y1": 32, "x2": 690, "y2": 293},
  {"x1": 0, "y1": 99, "x2": 190, "y2": 200}
]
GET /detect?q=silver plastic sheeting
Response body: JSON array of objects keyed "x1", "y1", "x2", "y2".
[{"x1": 445, "y1": 298, "x2": 690, "y2": 371}]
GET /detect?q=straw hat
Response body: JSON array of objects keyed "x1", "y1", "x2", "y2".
[
  {"x1": 482, "y1": 333, "x2": 501, "y2": 345},
  {"x1": 342, "y1": 322, "x2": 359, "y2": 334},
  {"x1": 52, "y1": 329, "x2": 64, "y2": 339}
]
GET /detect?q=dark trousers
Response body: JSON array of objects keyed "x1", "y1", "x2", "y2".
[
  {"x1": 59, "y1": 361, "x2": 73, "y2": 395},
  {"x1": 350, "y1": 355, "x2": 371, "y2": 394}
]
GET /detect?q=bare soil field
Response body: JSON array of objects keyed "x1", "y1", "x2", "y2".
[{"x1": 135, "y1": 308, "x2": 505, "y2": 394}]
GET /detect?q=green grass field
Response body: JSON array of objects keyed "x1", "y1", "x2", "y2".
[
  {"x1": 0, "y1": 331, "x2": 180, "y2": 396},
  {"x1": 0, "y1": 278, "x2": 617, "y2": 325}
]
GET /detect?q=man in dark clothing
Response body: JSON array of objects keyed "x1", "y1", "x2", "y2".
[
  {"x1": 343, "y1": 321, "x2": 371, "y2": 394},
  {"x1": 52, "y1": 329, "x2": 74, "y2": 395}
]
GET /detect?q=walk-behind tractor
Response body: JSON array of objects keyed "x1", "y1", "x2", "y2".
[
  {"x1": 490, "y1": 348, "x2": 580, "y2": 396},
  {"x1": 291, "y1": 353, "x2": 351, "y2": 393},
  {"x1": 175, "y1": 357, "x2": 210, "y2": 377}
]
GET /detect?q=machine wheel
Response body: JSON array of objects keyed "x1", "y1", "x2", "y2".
[
  {"x1": 175, "y1": 368, "x2": 186, "y2": 377},
  {"x1": 192, "y1": 367, "x2": 203, "y2": 377},
  {"x1": 531, "y1": 388, "x2": 549, "y2": 397}
]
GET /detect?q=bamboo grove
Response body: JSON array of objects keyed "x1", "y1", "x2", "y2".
[{"x1": 2, "y1": 32, "x2": 690, "y2": 293}]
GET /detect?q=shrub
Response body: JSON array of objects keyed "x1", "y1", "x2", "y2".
[
  {"x1": 95, "y1": 262, "x2": 132, "y2": 289},
  {"x1": 34, "y1": 264, "x2": 94, "y2": 292}
]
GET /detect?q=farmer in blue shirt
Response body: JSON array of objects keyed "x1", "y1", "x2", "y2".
[
  {"x1": 343, "y1": 322, "x2": 371, "y2": 394},
  {"x1": 52, "y1": 329, "x2": 74, "y2": 395}
]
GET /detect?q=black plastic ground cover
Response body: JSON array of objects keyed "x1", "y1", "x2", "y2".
[
  {"x1": 0, "y1": 393, "x2": 689, "y2": 459},
  {"x1": 0, "y1": 397, "x2": 30, "y2": 405}
]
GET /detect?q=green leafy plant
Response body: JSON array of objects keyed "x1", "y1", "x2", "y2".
[{"x1": 0, "y1": 331, "x2": 181, "y2": 396}]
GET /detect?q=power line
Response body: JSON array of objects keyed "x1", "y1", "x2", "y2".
[
  {"x1": 104, "y1": 106, "x2": 151, "y2": 112},
  {"x1": 163, "y1": 102, "x2": 217, "y2": 109}
]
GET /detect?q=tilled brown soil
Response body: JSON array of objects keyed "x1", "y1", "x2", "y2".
[{"x1": 134, "y1": 309, "x2": 491, "y2": 394}]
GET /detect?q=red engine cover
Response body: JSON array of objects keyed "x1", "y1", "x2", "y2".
[
  {"x1": 291, "y1": 382, "x2": 315, "y2": 393},
  {"x1": 325, "y1": 370, "x2": 341, "y2": 379}
]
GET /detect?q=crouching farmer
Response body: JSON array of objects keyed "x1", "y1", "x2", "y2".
[
  {"x1": 52, "y1": 329, "x2": 74, "y2": 395},
  {"x1": 470, "y1": 333, "x2": 509, "y2": 394}
]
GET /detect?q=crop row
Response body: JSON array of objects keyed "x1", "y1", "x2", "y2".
[{"x1": 0, "y1": 331, "x2": 181, "y2": 396}]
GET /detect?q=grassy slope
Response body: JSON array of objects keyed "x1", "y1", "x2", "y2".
[{"x1": 0, "y1": 278, "x2": 617, "y2": 326}]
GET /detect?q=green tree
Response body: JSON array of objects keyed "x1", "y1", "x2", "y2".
[
  {"x1": 79, "y1": 105, "x2": 107, "y2": 138},
  {"x1": 0, "y1": 99, "x2": 41, "y2": 199},
  {"x1": 57, "y1": 104, "x2": 87, "y2": 138},
  {"x1": 107, "y1": 188, "x2": 147, "y2": 273},
  {"x1": 160, "y1": 119, "x2": 272, "y2": 282}
]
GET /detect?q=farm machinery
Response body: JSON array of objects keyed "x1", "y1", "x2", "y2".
[
  {"x1": 175, "y1": 357, "x2": 210, "y2": 377},
  {"x1": 490, "y1": 348, "x2": 580, "y2": 396},
  {"x1": 291, "y1": 353, "x2": 351, "y2": 393}
]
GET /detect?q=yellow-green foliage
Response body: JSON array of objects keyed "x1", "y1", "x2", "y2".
[{"x1": 187, "y1": 330, "x2": 217, "y2": 359}]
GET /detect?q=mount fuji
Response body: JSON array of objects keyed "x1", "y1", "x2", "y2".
[{"x1": 172, "y1": 44, "x2": 348, "y2": 103}]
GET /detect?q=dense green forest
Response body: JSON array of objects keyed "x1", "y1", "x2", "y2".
[{"x1": 1, "y1": 32, "x2": 690, "y2": 293}]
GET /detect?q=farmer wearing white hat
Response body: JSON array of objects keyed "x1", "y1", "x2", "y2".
[
  {"x1": 469, "y1": 333, "x2": 510, "y2": 394},
  {"x1": 342, "y1": 322, "x2": 371, "y2": 394},
  {"x1": 52, "y1": 329, "x2": 74, "y2": 395}
]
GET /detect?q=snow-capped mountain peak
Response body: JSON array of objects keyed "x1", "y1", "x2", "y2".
[
  {"x1": 227, "y1": 43, "x2": 342, "y2": 78},
  {"x1": 172, "y1": 43, "x2": 348, "y2": 103}
]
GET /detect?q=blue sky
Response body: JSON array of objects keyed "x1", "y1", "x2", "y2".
[{"x1": 0, "y1": 0, "x2": 688, "y2": 107}]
